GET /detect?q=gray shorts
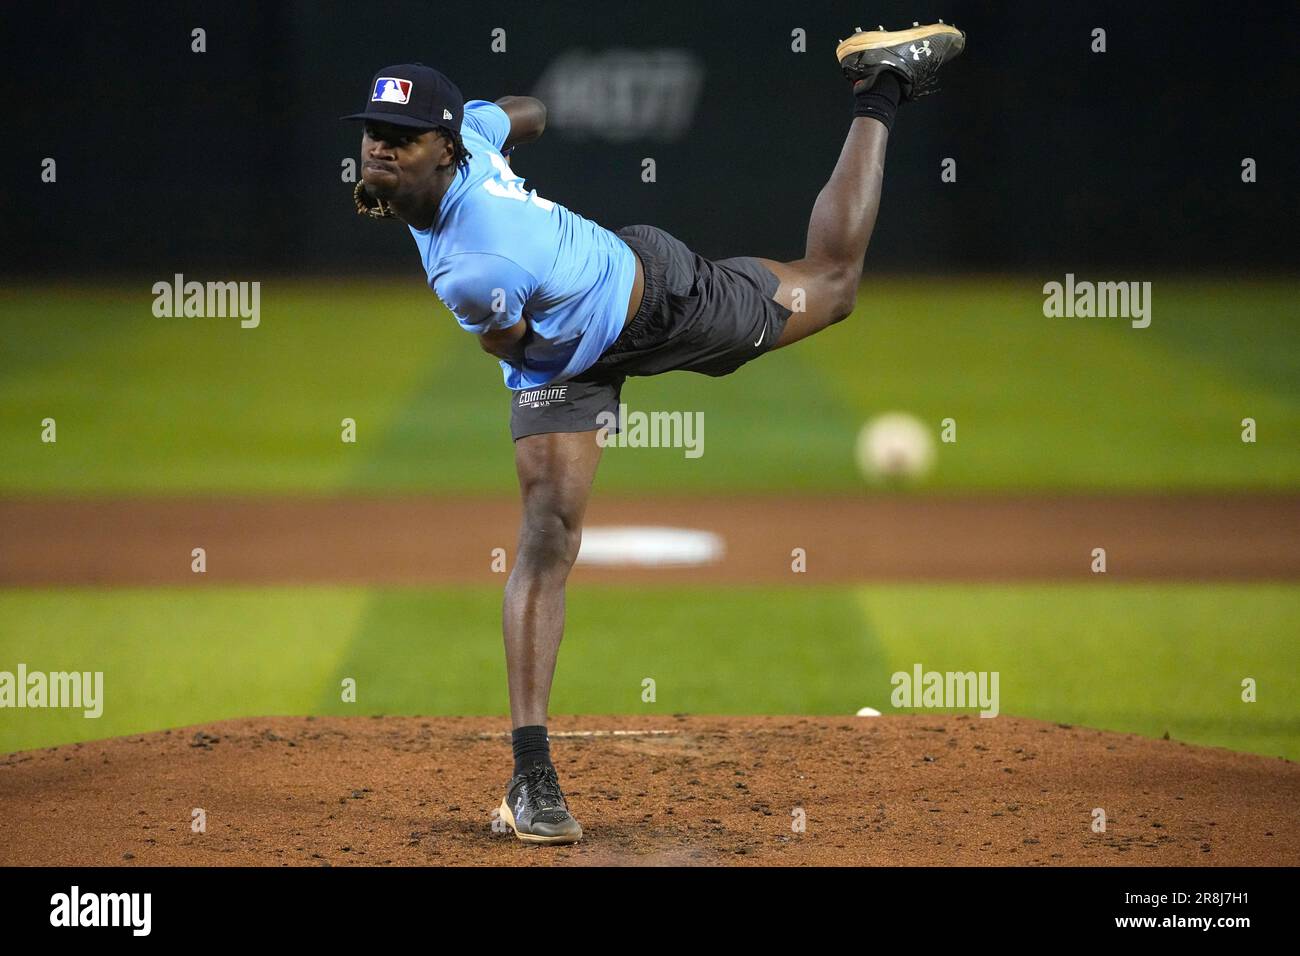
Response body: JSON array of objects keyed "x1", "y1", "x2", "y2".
[{"x1": 510, "y1": 224, "x2": 793, "y2": 440}]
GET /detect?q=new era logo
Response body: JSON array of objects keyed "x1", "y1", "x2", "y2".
[
  {"x1": 443, "y1": 108, "x2": 453, "y2": 120},
  {"x1": 371, "y1": 77, "x2": 413, "y2": 104}
]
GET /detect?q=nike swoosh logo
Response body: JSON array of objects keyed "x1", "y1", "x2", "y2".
[{"x1": 753, "y1": 324, "x2": 766, "y2": 347}]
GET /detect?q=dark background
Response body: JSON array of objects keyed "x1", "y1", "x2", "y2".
[{"x1": 4, "y1": 0, "x2": 1296, "y2": 276}]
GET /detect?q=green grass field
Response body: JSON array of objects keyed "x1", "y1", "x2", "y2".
[
  {"x1": 1, "y1": 279, "x2": 1296, "y2": 759},
  {"x1": 1, "y1": 584, "x2": 1295, "y2": 759},
  {"x1": 1, "y1": 278, "x2": 1296, "y2": 493}
]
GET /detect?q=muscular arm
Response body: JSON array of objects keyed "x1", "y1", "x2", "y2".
[
  {"x1": 479, "y1": 317, "x2": 529, "y2": 363},
  {"x1": 494, "y1": 96, "x2": 547, "y2": 151}
]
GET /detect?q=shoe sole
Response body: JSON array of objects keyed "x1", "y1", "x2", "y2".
[
  {"x1": 498, "y1": 798, "x2": 584, "y2": 845},
  {"x1": 835, "y1": 23, "x2": 963, "y2": 62}
]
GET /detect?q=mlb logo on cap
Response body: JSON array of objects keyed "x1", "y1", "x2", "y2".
[
  {"x1": 342, "y1": 63, "x2": 465, "y2": 132},
  {"x1": 371, "y1": 77, "x2": 413, "y2": 104}
]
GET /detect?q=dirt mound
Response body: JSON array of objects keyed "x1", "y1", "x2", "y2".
[{"x1": 1, "y1": 715, "x2": 1294, "y2": 866}]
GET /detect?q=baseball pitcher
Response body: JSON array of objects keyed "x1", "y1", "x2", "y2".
[{"x1": 343, "y1": 21, "x2": 965, "y2": 844}]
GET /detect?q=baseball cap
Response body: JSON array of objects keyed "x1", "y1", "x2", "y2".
[{"x1": 341, "y1": 63, "x2": 464, "y2": 132}]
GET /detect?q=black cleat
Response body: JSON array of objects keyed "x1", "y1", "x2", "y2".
[
  {"x1": 498, "y1": 763, "x2": 583, "y2": 845},
  {"x1": 837, "y1": 22, "x2": 966, "y2": 100}
]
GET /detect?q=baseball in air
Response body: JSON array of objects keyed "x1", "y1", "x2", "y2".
[{"x1": 855, "y1": 412, "x2": 936, "y2": 482}]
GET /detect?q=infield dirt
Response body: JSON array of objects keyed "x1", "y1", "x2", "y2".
[
  {"x1": 1, "y1": 715, "x2": 1295, "y2": 866},
  {"x1": 1, "y1": 494, "x2": 1296, "y2": 584}
]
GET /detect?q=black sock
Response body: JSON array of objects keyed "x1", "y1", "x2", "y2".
[
  {"x1": 511, "y1": 725, "x2": 551, "y2": 775},
  {"x1": 853, "y1": 70, "x2": 903, "y2": 130}
]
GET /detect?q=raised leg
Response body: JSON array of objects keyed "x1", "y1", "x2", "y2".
[{"x1": 759, "y1": 115, "x2": 890, "y2": 349}]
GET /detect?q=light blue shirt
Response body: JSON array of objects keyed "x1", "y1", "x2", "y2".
[{"x1": 409, "y1": 100, "x2": 636, "y2": 389}]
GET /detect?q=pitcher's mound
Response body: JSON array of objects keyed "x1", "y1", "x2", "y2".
[{"x1": 2, "y1": 715, "x2": 1294, "y2": 866}]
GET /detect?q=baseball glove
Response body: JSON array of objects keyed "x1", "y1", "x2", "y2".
[{"x1": 353, "y1": 181, "x2": 396, "y2": 220}]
